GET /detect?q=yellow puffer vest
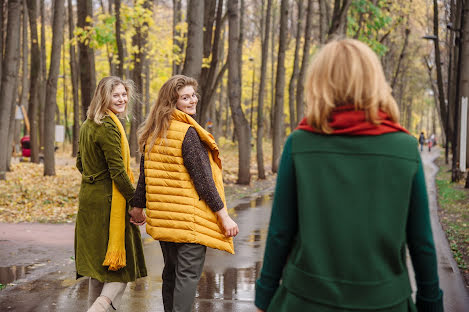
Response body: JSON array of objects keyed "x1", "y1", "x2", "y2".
[{"x1": 144, "y1": 109, "x2": 234, "y2": 254}]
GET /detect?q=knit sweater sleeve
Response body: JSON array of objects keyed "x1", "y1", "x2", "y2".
[
  {"x1": 129, "y1": 154, "x2": 146, "y2": 208},
  {"x1": 182, "y1": 127, "x2": 224, "y2": 212},
  {"x1": 255, "y1": 135, "x2": 298, "y2": 311},
  {"x1": 406, "y1": 156, "x2": 444, "y2": 311}
]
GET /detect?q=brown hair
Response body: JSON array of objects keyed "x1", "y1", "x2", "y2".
[
  {"x1": 304, "y1": 38, "x2": 399, "y2": 133},
  {"x1": 86, "y1": 76, "x2": 135, "y2": 124},
  {"x1": 137, "y1": 75, "x2": 198, "y2": 154}
]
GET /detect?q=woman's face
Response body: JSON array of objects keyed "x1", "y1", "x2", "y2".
[
  {"x1": 109, "y1": 84, "x2": 128, "y2": 114},
  {"x1": 176, "y1": 86, "x2": 198, "y2": 116}
]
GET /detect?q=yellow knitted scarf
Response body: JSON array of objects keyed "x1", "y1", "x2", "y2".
[{"x1": 102, "y1": 111, "x2": 135, "y2": 271}]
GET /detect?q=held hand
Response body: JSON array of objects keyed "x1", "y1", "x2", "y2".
[
  {"x1": 215, "y1": 209, "x2": 239, "y2": 237},
  {"x1": 256, "y1": 309, "x2": 265, "y2": 312},
  {"x1": 129, "y1": 207, "x2": 146, "y2": 226}
]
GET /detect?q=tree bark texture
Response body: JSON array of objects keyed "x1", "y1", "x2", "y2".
[
  {"x1": 115, "y1": 0, "x2": 125, "y2": 78},
  {"x1": 272, "y1": 0, "x2": 288, "y2": 173},
  {"x1": 172, "y1": 0, "x2": 183, "y2": 75},
  {"x1": 44, "y1": 0, "x2": 65, "y2": 176},
  {"x1": 68, "y1": 0, "x2": 80, "y2": 157},
  {"x1": 130, "y1": 0, "x2": 151, "y2": 158},
  {"x1": 26, "y1": 0, "x2": 41, "y2": 163},
  {"x1": 0, "y1": 0, "x2": 21, "y2": 180},
  {"x1": 228, "y1": 0, "x2": 251, "y2": 184},
  {"x1": 256, "y1": 0, "x2": 272, "y2": 180},
  {"x1": 328, "y1": 0, "x2": 352, "y2": 38},
  {"x1": 288, "y1": 0, "x2": 303, "y2": 130},
  {"x1": 39, "y1": 0, "x2": 46, "y2": 151},
  {"x1": 182, "y1": 0, "x2": 204, "y2": 81},
  {"x1": 77, "y1": 0, "x2": 96, "y2": 121},
  {"x1": 296, "y1": 0, "x2": 313, "y2": 125},
  {"x1": 198, "y1": 0, "x2": 223, "y2": 125}
]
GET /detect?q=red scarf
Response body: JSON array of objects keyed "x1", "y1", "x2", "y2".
[{"x1": 296, "y1": 105, "x2": 409, "y2": 135}]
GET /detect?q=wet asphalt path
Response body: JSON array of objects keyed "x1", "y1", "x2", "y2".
[
  {"x1": 1, "y1": 146, "x2": 469, "y2": 311},
  {"x1": 0, "y1": 193, "x2": 273, "y2": 312}
]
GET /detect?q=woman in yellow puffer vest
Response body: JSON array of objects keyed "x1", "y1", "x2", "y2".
[{"x1": 130, "y1": 75, "x2": 239, "y2": 312}]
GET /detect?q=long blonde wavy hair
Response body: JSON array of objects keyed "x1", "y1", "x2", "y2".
[
  {"x1": 137, "y1": 75, "x2": 198, "y2": 154},
  {"x1": 86, "y1": 76, "x2": 135, "y2": 124},
  {"x1": 304, "y1": 38, "x2": 399, "y2": 133}
]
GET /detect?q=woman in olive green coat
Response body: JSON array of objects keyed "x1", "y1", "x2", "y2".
[{"x1": 76, "y1": 77, "x2": 147, "y2": 312}]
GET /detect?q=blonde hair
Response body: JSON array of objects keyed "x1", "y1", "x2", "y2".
[
  {"x1": 304, "y1": 38, "x2": 399, "y2": 133},
  {"x1": 86, "y1": 76, "x2": 135, "y2": 124},
  {"x1": 137, "y1": 75, "x2": 198, "y2": 154}
]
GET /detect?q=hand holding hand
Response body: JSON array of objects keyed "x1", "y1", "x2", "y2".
[
  {"x1": 215, "y1": 208, "x2": 239, "y2": 237},
  {"x1": 129, "y1": 207, "x2": 146, "y2": 226}
]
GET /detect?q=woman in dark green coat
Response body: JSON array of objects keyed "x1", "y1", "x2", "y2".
[
  {"x1": 255, "y1": 39, "x2": 443, "y2": 311},
  {"x1": 76, "y1": 77, "x2": 147, "y2": 312}
]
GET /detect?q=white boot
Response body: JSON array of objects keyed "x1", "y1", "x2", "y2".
[{"x1": 87, "y1": 296, "x2": 113, "y2": 312}]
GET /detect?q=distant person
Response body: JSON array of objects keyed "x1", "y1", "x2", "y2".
[
  {"x1": 255, "y1": 39, "x2": 443, "y2": 312},
  {"x1": 132, "y1": 75, "x2": 239, "y2": 312},
  {"x1": 419, "y1": 132, "x2": 425, "y2": 152},
  {"x1": 429, "y1": 133, "x2": 436, "y2": 152},
  {"x1": 76, "y1": 77, "x2": 147, "y2": 312}
]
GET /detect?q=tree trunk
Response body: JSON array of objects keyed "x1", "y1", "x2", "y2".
[
  {"x1": 0, "y1": 0, "x2": 21, "y2": 180},
  {"x1": 0, "y1": 0, "x2": 4, "y2": 86},
  {"x1": 182, "y1": 0, "x2": 204, "y2": 81},
  {"x1": 391, "y1": 28, "x2": 410, "y2": 90},
  {"x1": 328, "y1": 0, "x2": 352, "y2": 38},
  {"x1": 68, "y1": 0, "x2": 80, "y2": 156},
  {"x1": 115, "y1": 0, "x2": 125, "y2": 78},
  {"x1": 19, "y1": 0, "x2": 29, "y2": 116},
  {"x1": 77, "y1": 0, "x2": 96, "y2": 121},
  {"x1": 296, "y1": 0, "x2": 313, "y2": 124},
  {"x1": 228, "y1": 0, "x2": 251, "y2": 184},
  {"x1": 130, "y1": 0, "x2": 151, "y2": 159},
  {"x1": 256, "y1": 0, "x2": 272, "y2": 180},
  {"x1": 198, "y1": 0, "x2": 224, "y2": 126},
  {"x1": 39, "y1": 0, "x2": 46, "y2": 152},
  {"x1": 26, "y1": 0, "x2": 41, "y2": 163},
  {"x1": 288, "y1": 0, "x2": 303, "y2": 130},
  {"x1": 172, "y1": 0, "x2": 183, "y2": 75},
  {"x1": 318, "y1": 0, "x2": 329, "y2": 43},
  {"x1": 459, "y1": 0, "x2": 469, "y2": 187},
  {"x1": 272, "y1": 0, "x2": 288, "y2": 173},
  {"x1": 44, "y1": 0, "x2": 65, "y2": 176}
]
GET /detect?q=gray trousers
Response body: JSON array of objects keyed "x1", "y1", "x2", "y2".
[{"x1": 159, "y1": 241, "x2": 207, "y2": 312}]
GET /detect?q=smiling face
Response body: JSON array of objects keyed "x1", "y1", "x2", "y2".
[
  {"x1": 176, "y1": 86, "x2": 198, "y2": 116},
  {"x1": 109, "y1": 84, "x2": 128, "y2": 114}
]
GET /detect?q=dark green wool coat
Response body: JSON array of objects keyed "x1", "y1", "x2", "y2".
[
  {"x1": 75, "y1": 116, "x2": 147, "y2": 282},
  {"x1": 256, "y1": 130, "x2": 443, "y2": 312}
]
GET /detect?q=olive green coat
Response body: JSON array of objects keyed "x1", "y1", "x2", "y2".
[{"x1": 75, "y1": 116, "x2": 147, "y2": 282}]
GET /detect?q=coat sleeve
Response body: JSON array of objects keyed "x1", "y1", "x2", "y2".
[
  {"x1": 76, "y1": 148, "x2": 83, "y2": 174},
  {"x1": 98, "y1": 119, "x2": 135, "y2": 202},
  {"x1": 406, "y1": 156, "x2": 443, "y2": 310},
  {"x1": 255, "y1": 134, "x2": 298, "y2": 311}
]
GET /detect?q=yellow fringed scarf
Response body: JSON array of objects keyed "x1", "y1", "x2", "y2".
[{"x1": 102, "y1": 111, "x2": 135, "y2": 271}]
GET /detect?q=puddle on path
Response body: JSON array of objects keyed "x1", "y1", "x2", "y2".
[{"x1": 0, "y1": 265, "x2": 30, "y2": 285}]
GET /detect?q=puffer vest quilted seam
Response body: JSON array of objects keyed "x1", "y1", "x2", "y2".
[{"x1": 144, "y1": 115, "x2": 234, "y2": 254}]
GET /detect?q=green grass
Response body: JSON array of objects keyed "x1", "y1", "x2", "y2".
[{"x1": 435, "y1": 159, "x2": 469, "y2": 277}]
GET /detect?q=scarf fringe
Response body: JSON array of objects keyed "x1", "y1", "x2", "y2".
[{"x1": 103, "y1": 249, "x2": 127, "y2": 271}]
